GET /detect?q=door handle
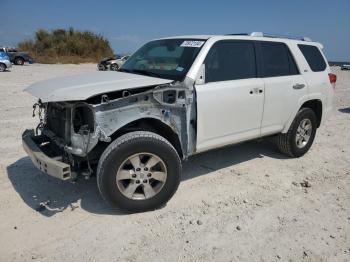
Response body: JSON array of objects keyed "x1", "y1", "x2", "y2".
[
  {"x1": 249, "y1": 87, "x2": 263, "y2": 95},
  {"x1": 293, "y1": 83, "x2": 305, "y2": 89}
]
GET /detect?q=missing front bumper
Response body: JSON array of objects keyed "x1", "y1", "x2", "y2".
[{"x1": 22, "y1": 129, "x2": 72, "y2": 180}]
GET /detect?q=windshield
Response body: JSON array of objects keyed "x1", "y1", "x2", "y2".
[{"x1": 120, "y1": 39, "x2": 205, "y2": 81}]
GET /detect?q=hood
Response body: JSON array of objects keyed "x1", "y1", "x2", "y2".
[
  {"x1": 100, "y1": 57, "x2": 115, "y2": 63},
  {"x1": 0, "y1": 58, "x2": 11, "y2": 63},
  {"x1": 25, "y1": 71, "x2": 173, "y2": 102}
]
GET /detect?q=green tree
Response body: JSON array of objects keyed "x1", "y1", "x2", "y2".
[{"x1": 17, "y1": 28, "x2": 114, "y2": 64}]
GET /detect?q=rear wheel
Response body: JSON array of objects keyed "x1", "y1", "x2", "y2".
[
  {"x1": 0, "y1": 63, "x2": 6, "y2": 72},
  {"x1": 14, "y1": 57, "x2": 24, "y2": 65},
  {"x1": 276, "y1": 108, "x2": 317, "y2": 157},
  {"x1": 97, "y1": 131, "x2": 181, "y2": 212}
]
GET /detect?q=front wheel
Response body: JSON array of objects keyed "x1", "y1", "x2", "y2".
[
  {"x1": 276, "y1": 107, "x2": 317, "y2": 157},
  {"x1": 0, "y1": 63, "x2": 6, "y2": 72},
  {"x1": 97, "y1": 131, "x2": 181, "y2": 212},
  {"x1": 110, "y1": 63, "x2": 119, "y2": 71},
  {"x1": 97, "y1": 64, "x2": 106, "y2": 71},
  {"x1": 14, "y1": 57, "x2": 24, "y2": 65}
]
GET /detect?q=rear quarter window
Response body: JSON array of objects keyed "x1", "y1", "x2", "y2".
[{"x1": 298, "y1": 44, "x2": 327, "y2": 72}]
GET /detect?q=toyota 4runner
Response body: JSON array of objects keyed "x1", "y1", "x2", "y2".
[{"x1": 22, "y1": 32, "x2": 336, "y2": 212}]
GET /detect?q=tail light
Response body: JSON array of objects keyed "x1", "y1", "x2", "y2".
[{"x1": 328, "y1": 73, "x2": 337, "y2": 85}]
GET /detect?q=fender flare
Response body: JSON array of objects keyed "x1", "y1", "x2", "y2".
[
  {"x1": 98, "y1": 115, "x2": 184, "y2": 157},
  {"x1": 282, "y1": 93, "x2": 325, "y2": 133}
]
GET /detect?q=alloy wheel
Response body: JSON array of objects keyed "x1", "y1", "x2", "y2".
[
  {"x1": 295, "y1": 118, "x2": 312, "y2": 148},
  {"x1": 116, "y1": 153, "x2": 167, "y2": 200}
]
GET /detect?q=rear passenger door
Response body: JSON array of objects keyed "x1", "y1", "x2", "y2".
[
  {"x1": 195, "y1": 40, "x2": 265, "y2": 152},
  {"x1": 258, "y1": 41, "x2": 308, "y2": 135}
]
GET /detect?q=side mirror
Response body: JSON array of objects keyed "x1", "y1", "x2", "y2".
[{"x1": 195, "y1": 64, "x2": 205, "y2": 85}]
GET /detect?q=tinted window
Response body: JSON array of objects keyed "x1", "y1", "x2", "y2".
[
  {"x1": 298, "y1": 44, "x2": 326, "y2": 72},
  {"x1": 205, "y1": 41, "x2": 256, "y2": 82},
  {"x1": 288, "y1": 51, "x2": 299, "y2": 75},
  {"x1": 261, "y1": 42, "x2": 299, "y2": 77}
]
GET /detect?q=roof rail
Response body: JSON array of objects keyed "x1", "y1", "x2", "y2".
[
  {"x1": 250, "y1": 32, "x2": 312, "y2": 41},
  {"x1": 226, "y1": 33, "x2": 249, "y2": 36},
  {"x1": 226, "y1": 32, "x2": 312, "y2": 41}
]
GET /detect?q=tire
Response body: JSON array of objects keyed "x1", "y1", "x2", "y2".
[
  {"x1": 97, "y1": 131, "x2": 181, "y2": 212},
  {"x1": 0, "y1": 63, "x2": 6, "y2": 72},
  {"x1": 110, "y1": 63, "x2": 119, "y2": 71},
  {"x1": 14, "y1": 57, "x2": 24, "y2": 65},
  {"x1": 98, "y1": 64, "x2": 106, "y2": 71},
  {"x1": 276, "y1": 107, "x2": 317, "y2": 158}
]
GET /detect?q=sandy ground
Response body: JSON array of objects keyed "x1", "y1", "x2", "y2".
[{"x1": 0, "y1": 64, "x2": 349, "y2": 262}]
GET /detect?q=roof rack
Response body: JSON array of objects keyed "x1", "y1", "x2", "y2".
[{"x1": 226, "y1": 32, "x2": 312, "y2": 42}]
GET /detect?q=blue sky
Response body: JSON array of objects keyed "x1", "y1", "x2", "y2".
[{"x1": 2, "y1": 0, "x2": 350, "y2": 61}]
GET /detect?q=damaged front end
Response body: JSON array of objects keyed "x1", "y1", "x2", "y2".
[
  {"x1": 24, "y1": 100, "x2": 103, "y2": 180},
  {"x1": 23, "y1": 78, "x2": 196, "y2": 181}
]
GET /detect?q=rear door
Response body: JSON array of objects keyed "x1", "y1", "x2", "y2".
[
  {"x1": 258, "y1": 41, "x2": 308, "y2": 135},
  {"x1": 195, "y1": 40, "x2": 265, "y2": 152}
]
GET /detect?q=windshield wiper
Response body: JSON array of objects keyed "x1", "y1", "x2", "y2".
[{"x1": 130, "y1": 69, "x2": 163, "y2": 78}]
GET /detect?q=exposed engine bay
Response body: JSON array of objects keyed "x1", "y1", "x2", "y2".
[{"x1": 32, "y1": 79, "x2": 197, "y2": 179}]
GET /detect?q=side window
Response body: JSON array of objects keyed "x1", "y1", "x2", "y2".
[
  {"x1": 205, "y1": 41, "x2": 256, "y2": 83},
  {"x1": 260, "y1": 42, "x2": 299, "y2": 77},
  {"x1": 288, "y1": 51, "x2": 299, "y2": 75},
  {"x1": 298, "y1": 44, "x2": 326, "y2": 72}
]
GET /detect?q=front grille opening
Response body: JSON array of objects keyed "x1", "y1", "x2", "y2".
[
  {"x1": 46, "y1": 103, "x2": 68, "y2": 140},
  {"x1": 73, "y1": 106, "x2": 95, "y2": 134}
]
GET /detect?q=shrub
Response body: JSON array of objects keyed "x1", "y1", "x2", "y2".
[{"x1": 17, "y1": 28, "x2": 114, "y2": 64}]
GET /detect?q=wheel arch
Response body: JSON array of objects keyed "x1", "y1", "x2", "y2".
[
  {"x1": 109, "y1": 117, "x2": 184, "y2": 158},
  {"x1": 14, "y1": 56, "x2": 24, "y2": 60},
  {"x1": 300, "y1": 99, "x2": 322, "y2": 127},
  {"x1": 282, "y1": 96, "x2": 324, "y2": 133}
]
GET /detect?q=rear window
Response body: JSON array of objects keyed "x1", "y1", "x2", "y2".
[
  {"x1": 260, "y1": 42, "x2": 299, "y2": 77},
  {"x1": 298, "y1": 44, "x2": 327, "y2": 72}
]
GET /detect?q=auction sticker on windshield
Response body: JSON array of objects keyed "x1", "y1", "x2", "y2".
[{"x1": 180, "y1": 41, "x2": 205, "y2": 48}]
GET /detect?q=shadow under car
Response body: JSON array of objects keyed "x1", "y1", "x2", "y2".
[{"x1": 7, "y1": 139, "x2": 287, "y2": 216}]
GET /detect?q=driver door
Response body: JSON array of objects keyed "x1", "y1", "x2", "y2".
[{"x1": 195, "y1": 40, "x2": 265, "y2": 152}]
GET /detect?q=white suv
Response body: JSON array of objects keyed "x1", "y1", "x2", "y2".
[{"x1": 23, "y1": 32, "x2": 336, "y2": 212}]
